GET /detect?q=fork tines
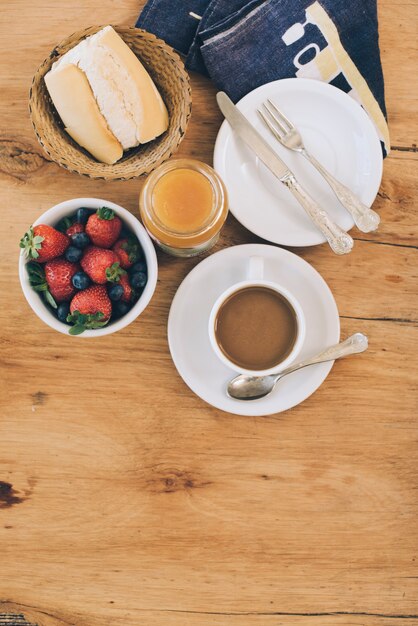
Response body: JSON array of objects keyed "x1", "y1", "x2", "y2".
[{"x1": 258, "y1": 99, "x2": 293, "y2": 140}]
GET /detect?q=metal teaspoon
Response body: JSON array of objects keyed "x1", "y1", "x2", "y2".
[{"x1": 227, "y1": 333, "x2": 368, "y2": 401}]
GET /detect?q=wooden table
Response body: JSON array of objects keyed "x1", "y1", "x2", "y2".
[{"x1": 1, "y1": 1, "x2": 417, "y2": 625}]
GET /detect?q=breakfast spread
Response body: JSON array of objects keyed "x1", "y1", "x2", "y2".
[
  {"x1": 20, "y1": 206, "x2": 148, "y2": 335},
  {"x1": 44, "y1": 26, "x2": 169, "y2": 164},
  {"x1": 140, "y1": 158, "x2": 228, "y2": 256},
  {"x1": 18, "y1": 22, "x2": 377, "y2": 410}
]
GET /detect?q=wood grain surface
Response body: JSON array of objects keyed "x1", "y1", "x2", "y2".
[{"x1": 1, "y1": 1, "x2": 417, "y2": 625}]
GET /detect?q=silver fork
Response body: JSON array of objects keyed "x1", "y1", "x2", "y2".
[{"x1": 258, "y1": 99, "x2": 380, "y2": 233}]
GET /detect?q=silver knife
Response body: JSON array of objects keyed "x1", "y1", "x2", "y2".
[{"x1": 216, "y1": 91, "x2": 353, "y2": 255}]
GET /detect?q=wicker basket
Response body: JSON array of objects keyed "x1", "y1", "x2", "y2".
[{"x1": 29, "y1": 25, "x2": 192, "y2": 180}]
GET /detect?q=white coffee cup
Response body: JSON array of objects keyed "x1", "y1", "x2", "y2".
[{"x1": 208, "y1": 256, "x2": 306, "y2": 375}]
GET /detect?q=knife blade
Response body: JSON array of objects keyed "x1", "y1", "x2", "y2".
[
  {"x1": 216, "y1": 91, "x2": 292, "y2": 181},
  {"x1": 216, "y1": 91, "x2": 353, "y2": 255}
]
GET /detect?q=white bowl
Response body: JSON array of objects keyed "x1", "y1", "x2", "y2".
[{"x1": 19, "y1": 197, "x2": 158, "y2": 337}]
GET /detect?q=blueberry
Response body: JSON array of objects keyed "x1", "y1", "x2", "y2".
[
  {"x1": 130, "y1": 261, "x2": 147, "y2": 275},
  {"x1": 131, "y1": 272, "x2": 147, "y2": 290},
  {"x1": 108, "y1": 283, "x2": 124, "y2": 301},
  {"x1": 71, "y1": 232, "x2": 90, "y2": 249},
  {"x1": 72, "y1": 271, "x2": 91, "y2": 290},
  {"x1": 113, "y1": 301, "x2": 130, "y2": 318},
  {"x1": 57, "y1": 302, "x2": 70, "y2": 323},
  {"x1": 65, "y1": 245, "x2": 83, "y2": 263},
  {"x1": 76, "y1": 207, "x2": 95, "y2": 224}
]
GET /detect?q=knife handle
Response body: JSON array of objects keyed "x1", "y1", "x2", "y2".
[{"x1": 282, "y1": 172, "x2": 354, "y2": 255}]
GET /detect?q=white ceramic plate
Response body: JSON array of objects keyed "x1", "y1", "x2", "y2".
[
  {"x1": 168, "y1": 244, "x2": 340, "y2": 416},
  {"x1": 214, "y1": 78, "x2": 383, "y2": 247}
]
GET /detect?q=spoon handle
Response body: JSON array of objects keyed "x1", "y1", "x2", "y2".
[{"x1": 279, "y1": 333, "x2": 368, "y2": 378}]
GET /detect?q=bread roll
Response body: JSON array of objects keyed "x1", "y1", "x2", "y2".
[
  {"x1": 44, "y1": 26, "x2": 169, "y2": 163},
  {"x1": 44, "y1": 64, "x2": 123, "y2": 165}
]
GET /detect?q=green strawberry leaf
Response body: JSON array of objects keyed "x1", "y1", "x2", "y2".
[
  {"x1": 26, "y1": 261, "x2": 56, "y2": 308},
  {"x1": 97, "y1": 207, "x2": 115, "y2": 221},
  {"x1": 67, "y1": 310, "x2": 108, "y2": 333},
  {"x1": 69, "y1": 324, "x2": 86, "y2": 336},
  {"x1": 20, "y1": 227, "x2": 44, "y2": 260},
  {"x1": 29, "y1": 275, "x2": 46, "y2": 285},
  {"x1": 105, "y1": 262, "x2": 126, "y2": 283},
  {"x1": 122, "y1": 235, "x2": 141, "y2": 263},
  {"x1": 66, "y1": 311, "x2": 82, "y2": 325},
  {"x1": 89, "y1": 320, "x2": 108, "y2": 329},
  {"x1": 55, "y1": 217, "x2": 73, "y2": 233},
  {"x1": 27, "y1": 261, "x2": 43, "y2": 274},
  {"x1": 44, "y1": 290, "x2": 57, "y2": 309},
  {"x1": 26, "y1": 261, "x2": 45, "y2": 283},
  {"x1": 31, "y1": 284, "x2": 48, "y2": 293}
]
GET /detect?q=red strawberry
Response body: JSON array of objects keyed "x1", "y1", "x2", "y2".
[
  {"x1": 44, "y1": 258, "x2": 80, "y2": 302},
  {"x1": 20, "y1": 225, "x2": 69, "y2": 263},
  {"x1": 81, "y1": 246, "x2": 125, "y2": 284},
  {"x1": 85, "y1": 207, "x2": 122, "y2": 248},
  {"x1": 70, "y1": 285, "x2": 112, "y2": 320},
  {"x1": 68, "y1": 286, "x2": 112, "y2": 335},
  {"x1": 66, "y1": 223, "x2": 84, "y2": 237},
  {"x1": 119, "y1": 274, "x2": 133, "y2": 303},
  {"x1": 112, "y1": 237, "x2": 141, "y2": 269}
]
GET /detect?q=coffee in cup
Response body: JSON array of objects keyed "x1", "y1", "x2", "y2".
[
  {"x1": 214, "y1": 285, "x2": 298, "y2": 371},
  {"x1": 208, "y1": 256, "x2": 305, "y2": 375}
]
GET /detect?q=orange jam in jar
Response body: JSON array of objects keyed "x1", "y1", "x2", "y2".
[{"x1": 139, "y1": 159, "x2": 228, "y2": 257}]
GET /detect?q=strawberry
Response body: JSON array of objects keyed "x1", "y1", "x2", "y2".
[
  {"x1": 68, "y1": 286, "x2": 112, "y2": 335},
  {"x1": 66, "y1": 223, "x2": 84, "y2": 237},
  {"x1": 81, "y1": 246, "x2": 125, "y2": 284},
  {"x1": 119, "y1": 273, "x2": 133, "y2": 303},
  {"x1": 85, "y1": 207, "x2": 122, "y2": 248},
  {"x1": 44, "y1": 258, "x2": 79, "y2": 302},
  {"x1": 112, "y1": 236, "x2": 141, "y2": 269},
  {"x1": 20, "y1": 225, "x2": 69, "y2": 263}
]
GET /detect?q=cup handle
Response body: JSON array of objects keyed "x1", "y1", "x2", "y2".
[{"x1": 248, "y1": 256, "x2": 264, "y2": 281}]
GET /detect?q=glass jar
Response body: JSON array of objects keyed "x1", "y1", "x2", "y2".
[{"x1": 139, "y1": 158, "x2": 228, "y2": 257}]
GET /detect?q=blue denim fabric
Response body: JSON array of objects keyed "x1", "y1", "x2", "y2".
[
  {"x1": 136, "y1": 0, "x2": 211, "y2": 56},
  {"x1": 186, "y1": 0, "x2": 264, "y2": 74},
  {"x1": 137, "y1": 0, "x2": 388, "y2": 153}
]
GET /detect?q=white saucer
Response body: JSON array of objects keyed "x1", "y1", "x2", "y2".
[
  {"x1": 214, "y1": 78, "x2": 383, "y2": 248},
  {"x1": 168, "y1": 244, "x2": 340, "y2": 416}
]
